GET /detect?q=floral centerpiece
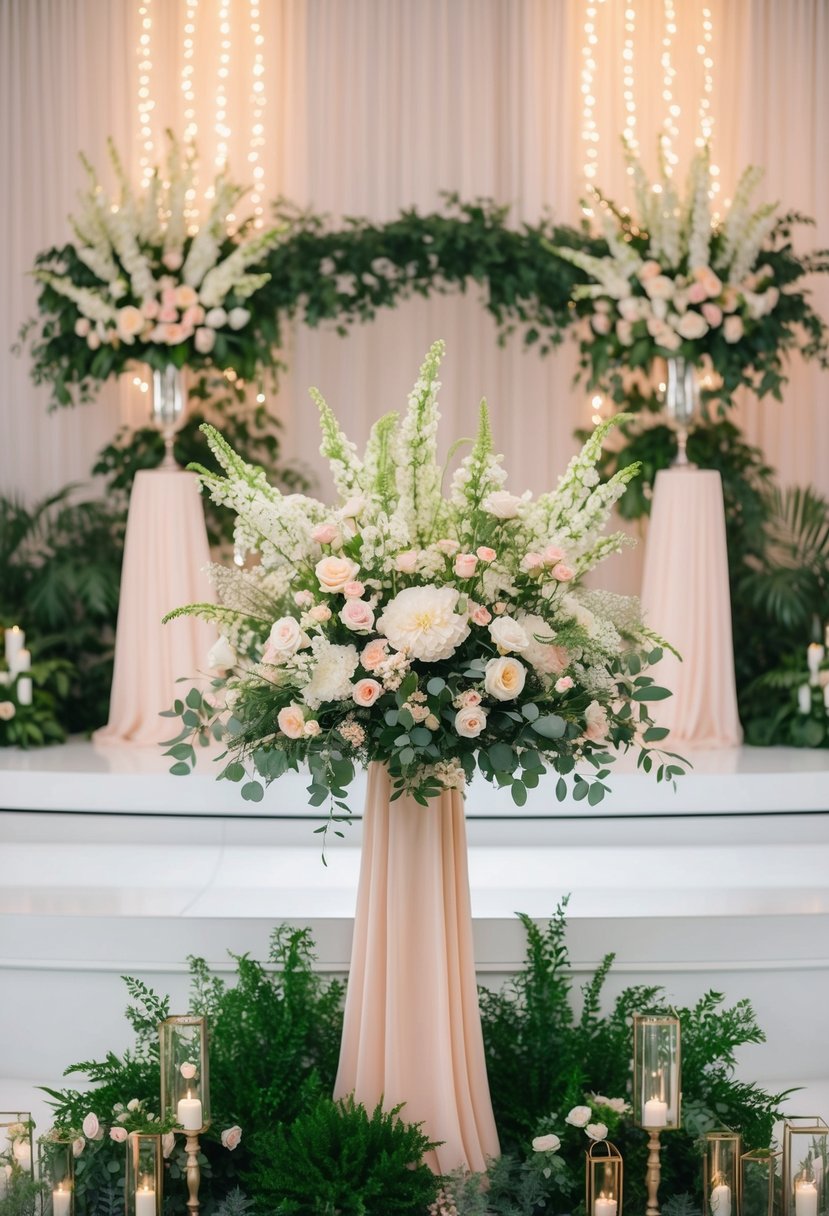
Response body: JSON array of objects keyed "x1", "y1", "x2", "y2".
[
  {"x1": 23, "y1": 135, "x2": 283, "y2": 408},
  {"x1": 165, "y1": 341, "x2": 683, "y2": 817},
  {"x1": 550, "y1": 147, "x2": 829, "y2": 409}
]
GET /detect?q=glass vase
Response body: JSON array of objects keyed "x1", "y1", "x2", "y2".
[
  {"x1": 632, "y1": 1014, "x2": 682, "y2": 1130},
  {"x1": 159, "y1": 1015, "x2": 210, "y2": 1132},
  {"x1": 151, "y1": 365, "x2": 187, "y2": 469},
  {"x1": 665, "y1": 356, "x2": 699, "y2": 468},
  {"x1": 126, "y1": 1133, "x2": 163, "y2": 1216},
  {"x1": 705, "y1": 1131, "x2": 742, "y2": 1216}
]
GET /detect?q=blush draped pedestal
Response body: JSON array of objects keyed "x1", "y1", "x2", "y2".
[
  {"x1": 94, "y1": 468, "x2": 216, "y2": 747},
  {"x1": 334, "y1": 762, "x2": 500, "y2": 1175},
  {"x1": 641, "y1": 467, "x2": 742, "y2": 748}
]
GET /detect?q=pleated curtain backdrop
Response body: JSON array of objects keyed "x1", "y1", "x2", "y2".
[{"x1": 2, "y1": 0, "x2": 827, "y2": 594}]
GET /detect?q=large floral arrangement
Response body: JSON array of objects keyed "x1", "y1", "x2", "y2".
[
  {"x1": 23, "y1": 136, "x2": 283, "y2": 407},
  {"x1": 551, "y1": 147, "x2": 829, "y2": 409},
  {"x1": 166, "y1": 341, "x2": 683, "y2": 815}
]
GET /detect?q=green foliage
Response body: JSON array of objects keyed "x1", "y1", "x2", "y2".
[
  {"x1": 248, "y1": 1096, "x2": 437, "y2": 1216},
  {"x1": 0, "y1": 1174, "x2": 43, "y2": 1216}
]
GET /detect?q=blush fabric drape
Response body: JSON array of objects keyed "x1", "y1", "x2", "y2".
[{"x1": 334, "y1": 762, "x2": 500, "y2": 1174}]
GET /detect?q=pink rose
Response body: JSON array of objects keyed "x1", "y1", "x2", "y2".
[
  {"x1": 590, "y1": 313, "x2": 612, "y2": 335},
  {"x1": 183, "y1": 304, "x2": 206, "y2": 328},
  {"x1": 277, "y1": 704, "x2": 306, "y2": 739},
  {"x1": 343, "y1": 581, "x2": 365, "y2": 598},
  {"x1": 476, "y1": 546, "x2": 496, "y2": 563},
  {"x1": 724, "y1": 315, "x2": 744, "y2": 343},
  {"x1": 304, "y1": 719, "x2": 321, "y2": 738},
  {"x1": 676, "y1": 310, "x2": 709, "y2": 341},
  {"x1": 82, "y1": 1113, "x2": 102, "y2": 1140},
  {"x1": 694, "y1": 266, "x2": 723, "y2": 297},
  {"x1": 312, "y1": 524, "x2": 339, "y2": 545},
  {"x1": 141, "y1": 298, "x2": 160, "y2": 319},
  {"x1": 73, "y1": 1137, "x2": 85, "y2": 1158},
  {"x1": 435, "y1": 539, "x2": 460, "y2": 556},
  {"x1": 110, "y1": 1127, "x2": 128, "y2": 1144},
  {"x1": 522, "y1": 552, "x2": 544, "y2": 572},
  {"x1": 395, "y1": 549, "x2": 419, "y2": 574},
  {"x1": 294, "y1": 590, "x2": 314, "y2": 608},
  {"x1": 162, "y1": 323, "x2": 186, "y2": 345},
  {"x1": 616, "y1": 319, "x2": 634, "y2": 346},
  {"x1": 702, "y1": 302, "x2": 723, "y2": 328},
  {"x1": 161, "y1": 287, "x2": 178, "y2": 309},
  {"x1": 339, "y1": 599, "x2": 376, "y2": 633},
  {"x1": 643, "y1": 275, "x2": 674, "y2": 301},
  {"x1": 584, "y1": 700, "x2": 610, "y2": 742},
  {"x1": 687, "y1": 281, "x2": 708, "y2": 305},
  {"x1": 162, "y1": 250, "x2": 183, "y2": 271},
  {"x1": 316, "y1": 555, "x2": 360, "y2": 593},
  {"x1": 159, "y1": 303, "x2": 179, "y2": 323},
  {"x1": 543, "y1": 546, "x2": 565, "y2": 565},
  {"x1": 552, "y1": 563, "x2": 574, "y2": 582},
  {"x1": 353, "y1": 678, "x2": 382, "y2": 707},
  {"x1": 361, "y1": 639, "x2": 389, "y2": 671},
  {"x1": 194, "y1": 327, "x2": 215, "y2": 354},
  {"x1": 310, "y1": 604, "x2": 332, "y2": 622},
  {"x1": 221, "y1": 1125, "x2": 243, "y2": 1151},
  {"x1": 454, "y1": 553, "x2": 478, "y2": 579},
  {"x1": 638, "y1": 260, "x2": 662, "y2": 281},
  {"x1": 470, "y1": 603, "x2": 492, "y2": 626},
  {"x1": 460, "y1": 690, "x2": 482, "y2": 708},
  {"x1": 555, "y1": 676, "x2": 574, "y2": 693},
  {"x1": 162, "y1": 1132, "x2": 176, "y2": 1158}
]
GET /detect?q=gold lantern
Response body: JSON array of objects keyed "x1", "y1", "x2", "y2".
[
  {"x1": 704, "y1": 1130, "x2": 742, "y2": 1216},
  {"x1": 126, "y1": 1132, "x2": 163, "y2": 1216},
  {"x1": 38, "y1": 1136, "x2": 75, "y2": 1216},
  {"x1": 741, "y1": 1148, "x2": 781, "y2": 1216},
  {"x1": 633, "y1": 1013, "x2": 682, "y2": 1216},
  {"x1": 782, "y1": 1117, "x2": 829, "y2": 1216},
  {"x1": 586, "y1": 1140, "x2": 624, "y2": 1216}
]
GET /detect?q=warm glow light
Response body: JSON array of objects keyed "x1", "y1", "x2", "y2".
[
  {"x1": 696, "y1": 6, "x2": 720, "y2": 198},
  {"x1": 248, "y1": 0, "x2": 267, "y2": 225},
  {"x1": 136, "y1": 1, "x2": 155, "y2": 185},
  {"x1": 215, "y1": 1, "x2": 232, "y2": 171},
  {"x1": 580, "y1": 0, "x2": 601, "y2": 192},
  {"x1": 660, "y1": 0, "x2": 679, "y2": 175},
  {"x1": 621, "y1": 2, "x2": 638, "y2": 159}
]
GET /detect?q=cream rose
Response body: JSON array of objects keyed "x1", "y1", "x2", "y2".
[
  {"x1": 484, "y1": 656, "x2": 527, "y2": 701},
  {"x1": 228, "y1": 307, "x2": 251, "y2": 330},
  {"x1": 221, "y1": 1126, "x2": 243, "y2": 1151},
  {"x1": 644, "y1": 275, "x2": 674, "y2": 300},
  {"x1": 724, "y1": 315, "x2": 744, "y2": 343},
  {"x1": 194, "y1": 326, "x2": 216, "y2": 354},
  {"x1": 489, "y1": 616, "x2": 530, "y2": 653},
  {"x1": 565, "y1": 1105, "x2": 592, "y2": 1128},
  {"x1": 353, "y1": 678, "x2": 382, "y2": 707},
  {"x1": 267, "y1": 616, "x2": 306, "y2": 661},
  {"x1": 395, "y1": 549, "x2": 419, "y2": 574},
  {"x1": 702, "y1": 302, "x2": 723, "y2": 328},
  {"x1": 361, "y1": 638, "x2": 389, "y2": 671},
  {"x1": 316, "y1": 555, "x2": 360, "y2": 594},
  {"x1": 454, "y1": 553, "x2": 478, "y2": 579},
  {"x1": 205, "y1": 306, "x2": 228, "y2": 328},
  {"x1": 584, "y1": 700, "x2": 610, "y2": 742},
  {"x1": 586, "y1": 1123, "x2": 609, "y2": 1142},
  {"x1": 0, "y1": 702, "x2": 15, "y2": 721},
  {"x1": 483, "y1": 491, "x2": 523, "y2": 519},
  {"x1": 591, "y1": 312, "x2": 612, "y2": 335},
  {"x1": 454, "y1": 705, "x2": 488, "y2": 738},
  {"x1": 676, "y1": 310, "x2": 709, "y2": 341},
  {"x1": 116, "y1": 305, "x2": 144, "y2": 342},
  {"x1": 532, "y1": 1134, "x2": 561, "y2": 1153},
  {"x1": 377, "y1": 585, "x2": 470, "y2": 662},
  {"x1": 339, "y1": 599, "x2": 375, "y2": 633},
  {"x1": 277, "y1": 704, "x2": 306, "y2": 739},
  {"x1": 174, "y1": 284, "x2": 199, "y2": 310}
]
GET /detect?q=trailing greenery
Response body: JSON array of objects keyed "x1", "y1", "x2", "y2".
[
  {"x1": 0, "y1": 1174, "x2": 43, "y2": 1216},
  {"x1": 40, "y1": 911, "x2": 785, "y2": 1216},
  {"x1": 583, "y1": 413, "x2": 829, "y2": 747}
]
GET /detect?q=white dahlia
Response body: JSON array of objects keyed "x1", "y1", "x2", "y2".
[
  {"x1": 300, "y1": 640, "x2": 359, "y2": 709},
  {"x1": 376, "y1": 584, "x2": 470, "y2": 662}
]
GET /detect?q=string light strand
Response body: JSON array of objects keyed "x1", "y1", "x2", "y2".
[
  {"x1": 248, "y1": 0, "x2": 266, "y2": 226},
  {"x1": 621, "y1": 4, "x2": 638, "y2": 158},
  {"x1": 136, "y1": 0, "x2": 155, "y2": 186},
  {"x1": 696, "y1": 6, "x2": 720, "y2": 199},
  {"x1": 659, "y1": 0, "x2": 680, "y2": 175}
]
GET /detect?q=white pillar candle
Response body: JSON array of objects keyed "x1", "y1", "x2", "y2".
[
  {"x1": 15, "y1": 649, "x2": 30, "y2": 674},
  {"x1": 711, "y1": 1182, "x2": 732, "y2": 1216},
  {"x1": 798, "y1": 684, "x2": 812, "y2": 714},
  {"x1": 177, "y1": 1093, "x2": 203, "y2": 1131},
  {"x1": 807, "y1": 643, "x2": 825, "y2": 684},
  {"x1": 643, "y1": 1098, "x2": 668, "y2": 1127},
  {"x1": 595, "y1": 1195, "x2": 618, "y2": 1216},
  {"x1": 4, "y1": 627, "x2": 24, "y2": 672},
  {"x1": 17, "y1": 678, "x2": 32, "y2": 707},
  {"x1": 52, "y1": 1184, "x2": 71, "y2": 1216},
  {"x1": 796, "y1": 1181, "x2": 818, "y2": 1216},
  {"x1": 13, "y1": 1139, "x2": 32, "y2": 1172},
  {"x1": 135, "y1": 1186, "x2": 156, "y2": 1216}
]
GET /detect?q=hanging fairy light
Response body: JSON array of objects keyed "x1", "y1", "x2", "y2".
[
  {"x1": 136, "y1": 0, "x2": 155, "y2": 186},
  {"x1": 181, "y1": 1, "x2": 199, "y2": 145},
  {"x1": 695, "y1": 6, "x2": 721, "y2": 200},
  {"x1": 660, "y1": 0, "x2": 680, "y2": 175},
  {"x1": 622, "y1": 3, "x2": 638, "y2": 159},
  {"x1": 214, "y1": 0, "x2": 232, "y2": 174},
  {"x1": 248, "y1": 0, "x2": 267, "y2": 226},
  {"x1": 580, "y1": 0, "x2": 600, "y2": 194}
]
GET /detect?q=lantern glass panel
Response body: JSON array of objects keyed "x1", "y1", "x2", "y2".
[
  {"x1": 586, "y1": 1142, "x2": 624, "y2": 1216},
  {"x1": 126, "y1": 1133, "x2": 162, "y2": 1216},
  {"x1": 741, "y1": 1149, "x2": 781, "y2": 1216},
  {"x1": 39, "y1": 1137, "x2": 75, "y2": 1216},
  {"x1": 159, "y1": 1015, "x2": 210, "y2": 1131},
  {"x1": 782, "y1": 1118, "x2": 829, "y2": 1216},
  {"x1": 0, "y1": 1112, "x2": 34, "y2": 1185},
  {"x1": 705, "y1": 1132, "x2": 741, "y2": 1216},
  {"x1": 633, "y1": 1015, "x2": 681, "y2": 1130}
]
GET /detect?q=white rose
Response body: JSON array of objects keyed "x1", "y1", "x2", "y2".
[
  {"x1": 618, "y1": 296, "x2": 644, "y2": 322},
  {"x1": 377, "y1": 585, "x2": 470, "y2": 662},
  {"x1": 340, "y1": 495, "x2": 367, "y2": 519},
  {"x1": 644, "y1": 275, "x2": 674, "y2": 300},
  {"x1": 207, "y1": 636, "x2": 236, "y2": 672},
  {"x1": 484, "y1": 656, "x2": 527, "y2": 701},
  {"x1": 676, "y1": 310, "x2": 709, "y2": 341},
  {"x1": 565, "y1": 1105, "x2": 592, "y2": 1128},
  {"x1": 82, "y1": 1113, "x2": 101, "y2": 1140},
  {"x1": 205, "y1": 306, "x2": 228, "y2": 329},
  {"x1": 277, "y1": 704, "x2": 306, "y2": 739},
  {"x1": 74, "y1": 317, "x2": 91, "y2": 337},
  {"x1": 532, "y1": 1134, "x2": 561, "y2": 1153},
  {"x1": 127, "y1": 1099, "x2": 141, "y2": 1112},
  {"x1": 221, "y1": 1125, "x2": 242, "y2": 1151},
  {"x1": 339, "y1": 599, "x2": 375, "y2": 634},
  {"x1": 267, "y1": 617, "x2": 306, "y2": 660},
  {"x1": 723, "y1": 314, "x2": 744, "y2": 343},
  {"x1": 227, "y1": 307, "x2": 251, "y2": 330},
  {"x1": 586, "y1": 1123, "x2": 608, "y2": 1142},
  {"x1": 316, "y1": 555, "x2": 360, "y2": 594},
  {"x1": 483, "y1": 491, "x2": 523, "y2": 519},
  {"x1": 488, "y1": 616, "x2": 530, "y2": 654},
  {"x1": 454, "y1": 705, "x2": 488, "y2": 738},
  {"x1": 194, "y1": 326, "x2": 216, "y2": 354}
]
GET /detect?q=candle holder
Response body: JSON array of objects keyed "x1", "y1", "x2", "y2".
[
  {"x1": 586, "y1": 1140, "x2": 623, "y2": 1216},
  {"x1": 741, "y1": 1148, "x2": 781, "y2": 1216},
  {"x1": 705, "y1": 1130, "x2": 742, "y2": 1216},
  {"x1": 126, "y1": 1133, "x2": 163, "y2": 1216},
  {"x1": 782, "y1": 1117, "x2": 829, "y2": 1216},
  {"x1": 633, "y1": 1013, "x2": 682, "y2": 1216},
  {"x1": 159, "y1": 1015, "x2": 210, "y2": 1215},
  {"x1": 38, "y1": 1136, "x2": 75, "y2": 1216}
]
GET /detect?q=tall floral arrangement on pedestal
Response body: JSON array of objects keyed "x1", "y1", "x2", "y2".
[
  {"x1": 23, "y1": 136, "x2": 284, "y2": 407},
  {"x1": 165, "y1": 341, "x2": 684, "y2": 816},
  {"x1": 550, "y1": 147, "x2": 829, "y2": 408}
]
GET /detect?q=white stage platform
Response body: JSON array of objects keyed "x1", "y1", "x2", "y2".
[{"x1": 1, "y1": 741, "x2": 828, "y2": 1133}]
